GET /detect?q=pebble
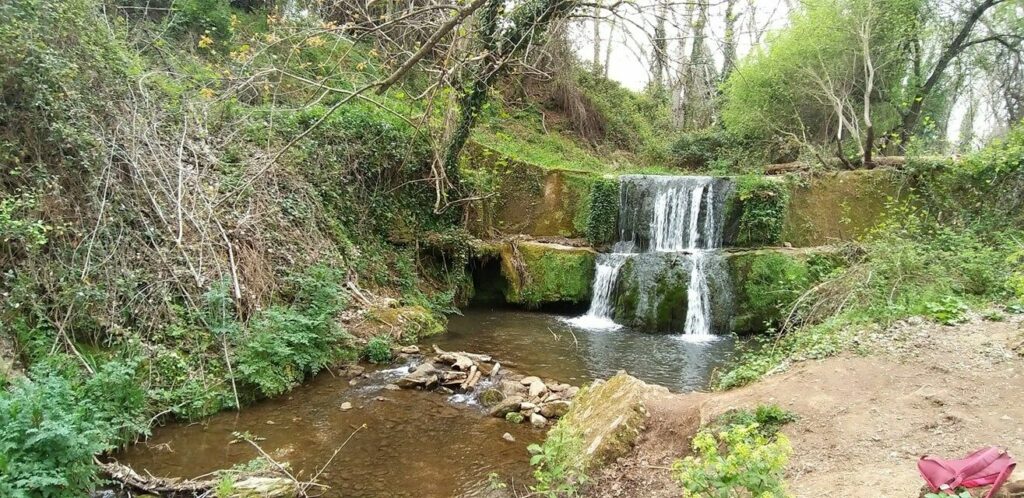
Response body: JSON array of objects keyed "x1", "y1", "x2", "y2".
[
  {"x1": 503, "y1": 432, "x2": 516, "y2": 442},
  {"x1": 384, "y1": 384, "x2": 400, "y2": 391},
  {"x1": 341, "y1": 402, "x2": 353, "y2": 411}
]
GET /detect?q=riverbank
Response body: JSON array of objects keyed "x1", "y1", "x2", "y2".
[{"x1": 587, "y1": 313, "x2": 1024, "y2": 497}]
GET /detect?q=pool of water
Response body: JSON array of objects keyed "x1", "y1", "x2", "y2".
[
  {"x1": 435, "y1": 308, "x2": 740, "y2": 392},
  {"x1": 116, "y1": 308, "x2": 739, "y2": 496}
]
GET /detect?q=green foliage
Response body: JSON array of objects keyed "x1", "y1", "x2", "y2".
[
  {"x1": 668, "y1": 129, "x2": 761, "y2": 171},
  {"x1": 505, "y1": 412, "x2": 525, "y2": 424},
  {"x1": 170, "y1": 0, "x2": 233, "y2": 40},
  {"x1": 722, "y1": 0, "x2": 923, "y2": 156},
  {"x1": 734, "y1": 176, "x2": 790, "y2": 246},
  {"x1": 743, "y1": 253, "x2": 811, "y2": 328},
  {"x1": 0, "y1": 192, "x2": 50, "y2": 250},
  {"x1": 712, "y1": 405, "x2": 798, "y2": 440},
  {"x1": 0, "y1": 360, "x2": 147, "y2": 497},
  {"x1": 527, "y1": 424, "x2": 587, "y2": 497},
  {"x1": 672, "y1": 423, "x2": 792, "y2": 498},
  {"x1": 924, "y1": 296, "x2": 969, "y2": 325},
  {"x1": 584, "y1": 179, "x2": 619, "y2": 245},
  {"x1": 234, "y1": 266, "x2": 351, "y2": 397},
  {"x1": 362, "y1": 336, "x2": 393, "y2": 364}
]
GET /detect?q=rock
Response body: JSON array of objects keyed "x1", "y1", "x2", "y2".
[
  {"x1": 566, "y1": 386, "x2": 580, "y2": 398},
  {"x1": 539, "y1": 400, "x2": 571, "y2": 419},
  {"x1": 488, "y1": 395, "x2": 524, "y2": 418},
  {"x1": 520, "y1": 376, "x2": 541, "y2": 386},
  {"x1": 400, "y1": 345, "x2": 420, "y2": 355},
  {"x1": 499, "y1": 380, "x2": 527, "y2": 398},
  {"x1": 520, "y1": 401, "x2": 537, "y2": 411},
  {"x1": 557, "y1": 372, "x2": 659, "y2": 472},
  {"x1": 503, "y1": 432, "x2": 516, "y2": 442},
  {"x1": 384, "y1": 384, "x2": 400, "y2": 391},
  {"x1": 528, "y1": 380, "x2": 547, "y2": 398},
  {"x1": 341, "y1": 402, "x2": 353, "y2": 411},
  {"x1": 348, "y1": 379, "x2": 359, "y2": 386},
  {"x1": 347, "y1": 365, "x2": 366, "y2": 376},
  {"x1": 530, "y1": 413, "x2": 548, "y2": 428},
  {"x1": 479, "y1": 388, "x2": 505, "y2": 407},
  {"x1": 397, "y1": 363, "x2": 439, "y2": 389},
  {"x1": 548, "y1": 382, "x2": 568, "y2": 392}
]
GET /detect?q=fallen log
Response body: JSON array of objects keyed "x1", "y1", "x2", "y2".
[{"x1": 99, "y1": 460, "x2": 299, "y2": 497}]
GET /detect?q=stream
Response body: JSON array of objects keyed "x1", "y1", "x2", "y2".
[{"x1": 117, "y1": 308, "x2": 740, "y2": 497}]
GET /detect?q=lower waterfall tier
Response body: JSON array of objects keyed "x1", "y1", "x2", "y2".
[{"x1": 610, "y1": 252, "x2": 733, "y2": 333}]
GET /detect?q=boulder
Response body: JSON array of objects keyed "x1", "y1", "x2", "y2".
[
  {"x1": 399, "y1": 345, "x2": 420, "y2": 355},
  {"x1": 520, "y1": 401, "x2": 537, "y2": 411},
  {"x1": 555, "y1": 372, "x2": 658, "y2": 471},
  {"x1": 479, "y1": 388, "x2": 505, "y2": 407},
  {"x1": 397, "y1": 363, "x2": 440, "y2": 389},
  {"x1": 528, "y1": 380, "x2": 547, "y2": 398},
  {"x1": 539, "y1": 401, "x2": 571, "y2": 419},
  {"x1": 488, "y1": 395, "x2": 524, "y2": 418},
  {"x1": 530, "y1": 413, "x2": 548, "y2": 428},
  {"x1": 520, "y1": 376, "x2": 542, "y2": 386}
]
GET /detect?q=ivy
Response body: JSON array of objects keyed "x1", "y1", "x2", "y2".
[
  {"x1": 584, "y1": 178, "x2": 619, "y2": 246},
  {"x1": 734, "y1": 176, "x2": 790, "y2": 246}
]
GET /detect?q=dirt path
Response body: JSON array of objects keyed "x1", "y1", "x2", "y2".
[{"x1": 590, "y1": 315, "x2": 1024, "y2": 497}]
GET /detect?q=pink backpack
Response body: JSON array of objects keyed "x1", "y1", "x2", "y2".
[{"x1": 918, "y1": 447, "x2": 1016, "y2": 498}]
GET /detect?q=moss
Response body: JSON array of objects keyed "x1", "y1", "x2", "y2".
[
  {"x1": 652, "y1": 270, "x2": 689, "y2": 332},
  {"x1": 463, "y1": 142, "x2": 606, "y2": 239},
  {"x1": 725, "y1": 248, "x2": 845, "y2": 333},
  {"x1": 500, "y1": 241, "x2": 596, "y2": 308},
  {"x1": 780, "y1": 169, "x2": 906, "y2": 246},
  {"x1": 506, "y1": 412, "x2": 525, "y2": 424},
  {"x1": 557, "y1": 373, "x2": 650, "y2": 471},
  {"x1": 369, "y1": 305, "x2": 446, "y2": 344}
]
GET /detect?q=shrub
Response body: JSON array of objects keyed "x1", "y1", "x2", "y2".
[
  {"x1": 362, "y1": 336, "x2": 393, "y2": 364},
  {"x1": 672, "y1": 423, "x2": 791, "y2": 498},
  {"x1": 713, "y1": 404, "x2": 798, "y2": 440},
  {"x1": 669, "y1": 129, "x2": 739, "y2": 169},
  {"x1": 924, "y1": 296, "x2": 969, "y2": 325},
  {"x1": 0, "y1": 360, "x2": 147, "y2": 497},
  {"x1": 234, "y1": 266, "x2": 351, "y2": 397},
  {"x1": 528, "y1": 424, "x2": 587, "y2": 497}
]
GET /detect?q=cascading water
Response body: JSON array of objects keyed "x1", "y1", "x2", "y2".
[
  {"x1": 568, "y1": 175, "x2": 732, "y2": 339},
  {"x1": 566, "y1": 254, "x2": 627, "y2": 330}
]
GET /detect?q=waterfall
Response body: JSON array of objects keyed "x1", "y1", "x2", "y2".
[
  {"x1": 566, "y1": 254, "x2": 627, "y2": 330},
  {"x1": 569, "y1": 175, "x2": 732, "y2": 339}
]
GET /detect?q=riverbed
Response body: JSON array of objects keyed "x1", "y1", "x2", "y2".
[{"x1": 117, "y1": 308, "x2": 739, "y2": 497}]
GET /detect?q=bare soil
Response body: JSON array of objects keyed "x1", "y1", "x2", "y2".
[{"x1": 589, "y1": 314, "x2": 1024, "y2": 497}]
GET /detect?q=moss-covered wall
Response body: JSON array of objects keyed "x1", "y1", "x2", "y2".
[
  {"x1": 780, "y1": 169, "x2": 907, "y2": 247},
  {"x1": 725, "y1": 247, "x2": 845, "y2": 333},
  {"x1": 468, "y1": 240, "x2": 596, "y2": 308},
  {"x1": 463, "y1": 142, "x2": 607, "y2": 240}
]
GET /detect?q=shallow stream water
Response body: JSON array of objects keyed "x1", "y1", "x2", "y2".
[{"x1": 117, "y1": 308, "x2": 739, "y2": 497}]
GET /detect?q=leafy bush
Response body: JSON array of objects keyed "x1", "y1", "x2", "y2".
[
  {"x1": 924, "y1": 296, "x2": 969, "y2": 325},
  {"x1": 528, "y1": 424, "x2": 587, "y2": 497},
  {"x1": 169, "y1": 0, "x2": 233, "y2": 40},
  {"x1": 713, "y1": 404, "x2": 798, "y2": 440},
  {"x1": 672, "y1": 423, "x2": 791, "y2": 498},
  {"x1": 0, "y1": 360, "x2": 147, "y2": 497},
  {"x1": 361, "y1": 336, "x2": 393, "y2": 364},
  {"x1": 743, "y1": 253, "x2": 811, "y2": 328},
  {"x1": 734, "y1": 176, "x2": 790, "y2": 246},
  {"x1": 669, "y1": 129, "x2": 743, "y2": 170},
  {"x1": 234, "y1": 266, "x2": 351, "y2": 397}
]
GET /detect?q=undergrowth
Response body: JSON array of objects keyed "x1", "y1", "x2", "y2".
[
  {"x1": 672, "y1": 405, "x2": 795, "y2": 498},
  {"x1": 527, "y1": 423, "x2": 587, "y2": 497},
  {"x1": 717, "y1": 125, "x2": 1024, "y2": 390}
]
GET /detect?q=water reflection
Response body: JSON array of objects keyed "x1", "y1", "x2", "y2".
[{"x1": 434, "y1": 308, "x2": 738, "y2": 392}]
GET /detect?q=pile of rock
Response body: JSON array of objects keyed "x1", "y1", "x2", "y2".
[
  {"x1": 395, "y1": 345, "x2": 578, "y2": 427},
  {"x1": 483, "y1": 375, "x2": 579, "y2": 428}
]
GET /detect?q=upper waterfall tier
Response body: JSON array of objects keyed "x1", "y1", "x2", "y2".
[{"x1": 615, "y1": 176, "x2": 734, "y2": 253}]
